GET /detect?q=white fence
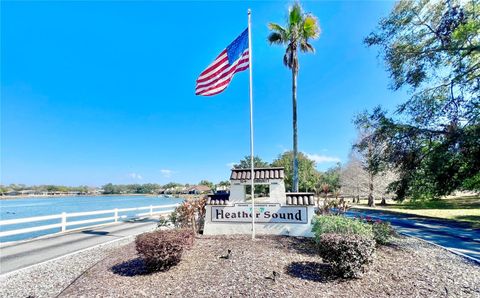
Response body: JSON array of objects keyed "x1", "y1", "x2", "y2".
[{"x1": 0, "y1": 204, "x2": 179, "y2": 238}]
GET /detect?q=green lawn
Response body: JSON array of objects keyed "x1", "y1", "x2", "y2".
[{"x1": 353, "y1": 195, "x2": 480, "y2": 228}]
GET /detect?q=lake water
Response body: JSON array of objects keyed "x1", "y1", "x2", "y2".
[{"x1": 0, "y1": 195, "x2": 184, "y2": 243}]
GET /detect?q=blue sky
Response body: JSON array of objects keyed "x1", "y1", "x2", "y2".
[{"x1": 1, "y1": 1, "x2": 407, "y2": 186}]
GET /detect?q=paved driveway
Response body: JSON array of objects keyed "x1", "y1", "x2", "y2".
[{"x1": 347, "y1": 208, "x2": 480, "y2": 263}]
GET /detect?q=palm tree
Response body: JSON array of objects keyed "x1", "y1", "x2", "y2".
[{"x1": 268, "y1": 2, "x2": 320, "y2": 192}]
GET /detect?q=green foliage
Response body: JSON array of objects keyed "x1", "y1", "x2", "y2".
[
  {"x1": 235, "y1": 157, "x2": 269, "y2": 195},
  {"x1": 371, "y1": 221, "x2": 395, "y2": 245},
  {"x1": 135, "y1": 229, "x2": 194, "y2": 272},
  {"x1": 319, "y1": 164, "x2": 341, "y2": 192},
  {"x1": 3, "y1": 184, "x2": 27, "y2": 191},
  {"x1": 272, "y1": 151, "x2": 321, "y2": 192},
  {"x1": 157, "y1": 217, "x2": 170, "y2": 227},
  {"x1": 0, "y1": 186, "x2": 8, "y2": 194},
  {"x1": 358, "y1": 0, "x2": 480, "y2": 200},
  {"x1": 169, "y1": 210, "x2": 179, "y2": 227},
  {"x1": 312, "y1": 215, "x2": 373, "y2": 239},
  {"x1": 317, "y1": 233, "x2": 376, "y2": 278},
  {"x1": 102, "y1": 183, "x2": 116, "y2": 194},
  {"x1": 198, "y1": 180, "x2": 214, "y2": 189},
  {"x1": 462, "y1": 172, "x2": 480, "y2": 191},
  {"x1": 1, "y1": 183, "x2": 91, "y2": 194},
  {"x1": 245, "y1": 184, "x2": 269, "y2": 198},
  {"x1": 234, "y1": 155, "x2": 269, "y2": 169},
  {"x1": 101, "y1": 183, "x2": 162, "y2": 194},
  {"x1": 216, "y1": 180, "x2": 230, "y2": 187},
  {"x1": 162, "y1": 182, "x2": 184, "y2": 190}
]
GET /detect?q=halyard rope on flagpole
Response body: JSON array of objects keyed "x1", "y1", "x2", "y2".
[{"x1": 248, "y1": 8, "x2": 255, "y2": 240}]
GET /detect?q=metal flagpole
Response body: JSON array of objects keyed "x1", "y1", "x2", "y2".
[{"x1": 247, "y1": 8, "x2": 255, "y2": 240}]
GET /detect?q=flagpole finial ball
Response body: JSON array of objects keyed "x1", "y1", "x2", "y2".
[{"x1": 248, "y1": 8, "x2": 251, "y2": 15}]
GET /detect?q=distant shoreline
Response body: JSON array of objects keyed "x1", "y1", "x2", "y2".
[
  {"x1": 1, "y1": 194, "x2": 162, "y2": 201},
  {"x1": 0, "y1": 193, "x2": 202, "y2": 201}
]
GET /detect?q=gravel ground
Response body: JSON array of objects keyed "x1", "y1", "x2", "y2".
[
  {"x1": 0, "y1": 236, "x2": 135, "y2": 298},
  {"x1": 56, "y1": 235, "x2": 480, "y2": 298}
]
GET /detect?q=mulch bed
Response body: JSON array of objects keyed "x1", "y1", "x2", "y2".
[{"x1": 60, "y1": 235, "x2": 480, "y2": 297}]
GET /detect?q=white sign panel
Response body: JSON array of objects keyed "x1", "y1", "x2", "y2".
[{"x1": 211, "y1": 203, "x2": 308, "y2": 224}]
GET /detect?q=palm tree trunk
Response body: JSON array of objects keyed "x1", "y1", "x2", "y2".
[{"x1": 292, "y1": 68, "x2": 299, "y2": 192}]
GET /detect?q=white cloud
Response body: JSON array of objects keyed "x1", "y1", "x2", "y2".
[
  {"x1": 160, "y1": 169, "x2": 174, "y2": 178},
  {"x1": 306, "y1": 153, "x2": 341, "y2": 164},
  {"x1": 226, "y1": 162, "x2": 236, "y2": 168},
  {"x1": 128, "y1": 173, "x2": 143, "y2": 180}
]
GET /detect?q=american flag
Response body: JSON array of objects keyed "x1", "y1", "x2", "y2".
[{"x1": 195, "y1": 29, "x2": 250, "y2": 96}]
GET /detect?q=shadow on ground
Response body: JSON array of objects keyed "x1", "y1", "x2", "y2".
[
  {"x1": 454, "y1": 215, "x2": 480, "y2": 224},
  {"x1": 111, "y1": 258, "x2": 150, "y2": 276},
  {"x1": 82, "y1": 230, "x2": 109, "y2": 236},
  {"x1": 285, "y1": 261, "x2": 337, "y2": 283},
  {"x1": 273, "y1": 236, "x2": 318, "y2": 256}
]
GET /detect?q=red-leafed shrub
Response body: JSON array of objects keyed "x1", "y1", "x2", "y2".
[
  {"x1": 135, "y1": 229, "x2": 193, "y2": 272},
  {"x1": 318, "y1": 233, "x2": 376, "y2": 278},
  {"x1": 170, "y1": 197, "x2": 207, "y2": 234}
]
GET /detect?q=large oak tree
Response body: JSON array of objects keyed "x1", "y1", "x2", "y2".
[{"x1": 357, "y1": 0, "x2": 479, "y2": 200}]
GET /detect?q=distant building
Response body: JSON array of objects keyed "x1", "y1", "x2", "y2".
[
  {"x1": 5, "y1": 190, "x2": 19, "y2": 196},
  {"x1": 187, "y1": 185, "x2": 212, "y2": 194}
]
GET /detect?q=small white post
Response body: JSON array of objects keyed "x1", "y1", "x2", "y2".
[
  {"x1": 149, "y1": 205, "x2": 153, "y2": 217},
  {"x1": 114, "y1": 208, "x2": 118, "y2": 223},
  {"x1": 61, "y1": 212, "x2": 67, "y2": 232}
]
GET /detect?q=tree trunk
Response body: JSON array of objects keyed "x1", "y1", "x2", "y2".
[
  {"x1": 292, "y1": 67, "x2": 299, "y2": 192},
  {"x1": 368, "y1": 173, "x2": 375, "y2": 207}
]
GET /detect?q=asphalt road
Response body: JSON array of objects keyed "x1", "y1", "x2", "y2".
[
  {"x1": 0, "y1": 219, "x2": 158, "y2": 274},
  {"x1": 347, "y1": 208, "x2": 480, "y2": 263}
]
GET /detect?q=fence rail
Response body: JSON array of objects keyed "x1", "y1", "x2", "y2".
[{"x1": 0, "y1": 204, "x2": 179, "y2": 238}]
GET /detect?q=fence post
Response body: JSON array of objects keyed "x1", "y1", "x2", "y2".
[
  {"x1": 61, "y1": 212, "x2": 67, "y2": 232},
  {"x1": 114, "y1": 208, "x2": 118, "y2": 223},
  {"x1": 149, "y1": 205, "x2": 153, "y2": 217}
]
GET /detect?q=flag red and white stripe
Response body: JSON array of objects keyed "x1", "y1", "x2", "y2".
[
  {"x1": 196, "y1": 29, "x2": 250, "y2": 96},
  {"x1": 195, "y1": 50, "x2": 249, "y2": 96}
]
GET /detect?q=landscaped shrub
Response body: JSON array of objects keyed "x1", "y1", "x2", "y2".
[
  {"x1": 318, "y1": 233, "x2": 376, "y2": 278},
  {"x1": 312, "y1": 215, "x2": 373, "y2": 240},
  {"x1": 172, "y1": 197, "x2": 207, "y2": 234},
  {"x1": 135, "y1": 229, "x2": 191, "y2": 272},
  {"x1": 371, "y1": 221, "x2": 395, "y2": 245}
]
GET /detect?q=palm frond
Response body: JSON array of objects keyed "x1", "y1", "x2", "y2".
[
  {"x1": 283, "y1": 52, "x2": 290, "y2": 68},
  {"x1": 300, "y1": 41, "x2": 315, "y2": 53},
  {"x1": 289, "y1": 3, "x2": 303, "y2": 27},
  {"x1": 303, "y1": 15, "x2": 321, "y2": 39},
  {"x1": 283, "y1": 44, "x2": 296, "y2": 70},
  {"x1": 268, "y1": 32, "x2": 285, "y2": 45},
  {"x1": 268, "y1": 23, "x2": 287, "y2": 36},
  {"x1": 267, "y1": 23, "x2": 288, "y2": 45}
]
